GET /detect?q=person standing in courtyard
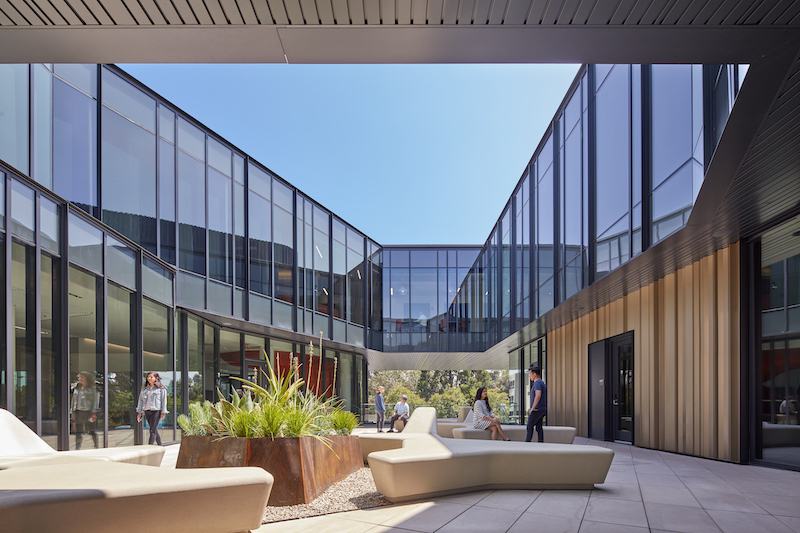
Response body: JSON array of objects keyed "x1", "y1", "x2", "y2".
[
  {"x1": 526, "y1": 366, "x2": 547, "y2": 443},
  {"x1": 375, "y1": 386, "x2": 386, "y2": 432},
  {"x1": 137, "y1": 372, "x2": 168, "y2": 445},
  {"x1": 387, "y1": 394, "x2": 409, "y2": 432}
]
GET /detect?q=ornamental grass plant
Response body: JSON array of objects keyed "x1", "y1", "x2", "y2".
[{"x1": 178, "y1": 356, "x2": 359, "y2": 439}]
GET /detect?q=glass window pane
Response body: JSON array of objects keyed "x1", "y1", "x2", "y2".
[
  {"x1": 208, "y1": 279, "x2": 233, "y2": 315},
  {"x1": 102, "y1": 70, "x2": 156, "y2": 132},
  {"x1": 11, "y1": 179, "x2": 35, "y2": 242},
  {"x1": 159, "y1": 105, "x2": 175, "y2": 143},
  {"x1": 0, "y1": 64, "x2": 29, "y2": 175},
  {"x1": 143, "y1": 257, "x2": 174, "y2": 306},
  {"x1": 178, "y1": 151, "x2": 206, "y2": 275},
  {"x1": 101, "y1": 106, "x2": 157, "y2": 254},
  {"x1": 208, "y1": 137, "x2": 231, "y2": 176},
  {"x1": 186, "y1": 316, "x2": 204, "y2": 404},
  {"x1": 69, "y1": 213, "x2": 103, "y2": 274},
  {"x1": 41, "y1": 196, "x2": 60, "y2": 254},
  {"x1": 159, "y1": 138, "x2": 176, "y2": 264},
  {"x1": 274, "y1": 204, "x2": 294, "y2": 305},
  {"x1": 54, "y1": 64, "x2": 96, "y2": 97},
  {"x1": 33, "y1": 64, "x2": 53, "y2": 189},
  {"x1": 410, "y1": 249, "x2": 437, "y2": 267},
  {"x1": 11, "y1": 242, "x2": 36, "y2": 431},
  {"x1": 249, "y1": 190, "x2": 272, "y2": 296},
  {"x1": 107, "y1": 235, "x2": 136, "y2": 289},
  {"x1": 249, "y1": 163, "x2": 271, "y2": 200},
  {"x1": 142, "y1": 298, "x2": 175, "y2": 442},
  {"x1": 40, "y1": 252, "x2": 61, "y2": 449},
  {"x1": 652, "y1": 65, "x2": 693, "y2": 188},
  {"x1": 108, "y1": 282, "x2": 135, "y2": 447},
  {"x1": 177, "y1": 270, "x2": 204, "y2": 309},
  {"x1": 652, "y1": 163, "x2": 693, "y2": 242},
  {"x1": 177, "y1": 117, "x2": 205, "y2": 161},
  {"x1": 208, "y1": 168, "x2": 232, "y2": 284}
]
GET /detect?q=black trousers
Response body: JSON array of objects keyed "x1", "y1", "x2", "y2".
[
  {"x1": 526, "y1": 410, "x2": 547, "y2": 443},
  {"x1": 376, "y1": 412, "x2": 385, "y2": 430},
  {"x1": 145, "y1": 410, "x2": 163, "y2": 445},
  {"x1": 390, "y1": 413, "x2": 408, "y2": 430},
  {"x1": 74, "y1": 410, "x2": 98, "y2": 449}
]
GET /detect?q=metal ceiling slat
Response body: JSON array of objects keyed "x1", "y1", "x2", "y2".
[
  {"x1": 379, "y1": 0, "x2": 393, "y2": 22},
  {"x1": 24, "y1": 0, "x2": 54, "y2": 24},
  {"x1": 760, "y1": 0, "x2": 795, "y2": 25},
  {"x1": 661, "y1": 0, "x2": 692, "y2": 24},
  {"x1": 71, "y1": 0, "x2": 103, "y2": 23},
  {"x1": 265, "y1": 0, "x2": 287, "y2": 23},
  {"x1": 122, "y1": 0, "x2": 153, "y2": 23},
  {"x1": 690, "y1": 0, "x2": 724, "y2": 24},
  {"x1": 776, "y1": 0, "x2": 800, "y2": 24},
  {"x1": 441, "y1": 0, "x2": 456, "y2": 23},
  {"x1": 299, "y1": 0, "x2": 319, "y2": 22},
  {"x1": 203, "y1": 0, "x2": 228, "y2": 22},
  {"x1": 709, "y1": 0, "x2": 744, "y2": 24},
  {"x1": 456, "y1": 0, "x2": 473, "y2": 23},
  {"x1": 527, "y1": 0, "x2": 548, "y2": 24},
  {"x1": 411, "y1": 0, "x2": 425, "y2": 23},
  {"x1": 550, "y1": 0, "x2": 578, "y2": 24},
  {"x1": 676, "y1": 0, "x2": 708, "y2": 23},
  {"x1": 615, "y1": 0, "x2": 648, "y2": 24},
  {"x1": 331, "y1": 0, "x2": 347, "y2": 22},
  {"x1": 745, "y1": 0, "x2": 778, "y2": 25},
  {"x1": 183, "y1": 0, "x2": 211, "y2": 21},
  {"x1": 9, "y1": 0, "x2": 48, "y2": 23},
  {"x1": 99, "y1": 0, "x2": 137, "y2": 23},
  {"x1": 472, "y1": 0, "x2": 490, "y2": 23},
  {"x1": 316, "y1": 0, "x2": 334, "y2": 23},
  {"x1": 503, "y1": 0, "x2": 530, "y2": 24},
  {"x1": 218, "y1": 0, "x2": 243, "y2": 23},
  {"x1": 46, "y1": 0, "x2": 82, "y2": 23},
  {"x1": 0, "y1": 0, "x2": 31, "y2": 23},
  {"x1": 0, "y1": 6, "x2": 14, "y2": 22},
  {"x1": 609, "y1": 0, "x2": 637, "y2": 24},
  {"x1": 30, "y1": 0, "x2": 67, "y2": 23},
  {"x1": 396, "y1": 0, "x2": 410, "y2": 23},
  {"x1": 152, "y1": 0, "x2": 182, "y2": 21},
  {"x1": 486, "y1": 0, "x2": 505, "y2": 24},
  {"x1": 347, "y1": 0, "x2": 364, "y2": 22},
  {"x1": 137, "y1": 0, "x2": 168, "y2": 22},
  {"x1": 364, "y1": 0, "x2": 378, "y2": 22},
  {"x1": 81, "y1": 0, "x2": 115, "y2": 23},
  {"x1": 427, "y1": 0, "x2": 442, "y2": 23},
  {"x1": 236, "y1": 0, "x2": 258, "y2": 23},
  {"x1": 169, "y1": 0, "x2": 199, "y2": 23},
  {"x1": 571, "y1": 0, "x2": 593, "y2": 24},
  {"x1": 283, "y1": 0, "x2": 304, "y2": 22},
  {"x1": 639, "y1": 0, "x2": 669, "y2": 25}
]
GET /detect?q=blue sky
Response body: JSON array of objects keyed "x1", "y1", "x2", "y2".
[{"x1": 120, "y1": 64, "x2": 580, "y2": 246}]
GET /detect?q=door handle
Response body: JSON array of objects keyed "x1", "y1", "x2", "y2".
[{"x1": 612, "y1": 397, "x2": 619, "y2": 406}]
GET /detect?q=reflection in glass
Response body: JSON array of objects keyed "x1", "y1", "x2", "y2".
[
  {"x1": 143, "y1": 257, "x2": 174, "y2": 306},
  {"x1": 219, "y1": 330, "x2": 241, "y2": 400},
  {"x1": 0, "y1": 64, "x2": 29, "y2": 174},
  {"x1": 40, "y1": 197, "x2": 59, "y2": 253},
  {"x1": 69, "y1": 265, "x2": 104, "y2": 450},
  {"x1": 107, "y1": 235, "x2": 136, "y2": 289},
  {"x1": 178, "y1": 151, "x2": 206, "y2": 275},
  {"x1": 159, "y1": 138, "x2": 176, "y2": 264},
  {"x1": 69, "y1": 213, "x2": 103, "y2": 274},
  {"x1": 274, "y1": 185, "x2": 294, "y2": 305},
  {"x1": 41, "y1": 253, "x2": 60, "y2": 449},
  {"x1": 209, "y1": 167, "x2": 233, "y2": 285},
  {"x1": 108, "y1": 283, "x2": 135, "y2": 447},
  {"x1": 186, "y1": 316, "x2": 204, "y2": 404},
  {"x1": 249, "y1": 164, "x2": 272, "y2": 297},
  {"x1": 33, "y1": 64, "x2": 53, "y2": 188},
  {"x1": 143, "y1": 298, "x2": 174, "y2": 442},
  {"x1": 11, "y1": 179, "x2": 35, "y2": 242},
  {"x1": 12, "y1": 241, "x2": 36, "y2": 431},
  {"x1": 102, "y1": 69, "x2": 156, "y2": 132}
]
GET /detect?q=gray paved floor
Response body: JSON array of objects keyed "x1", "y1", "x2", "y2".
[{"x1": 251, "y1": 437, "x2": 800, "y2": 533}]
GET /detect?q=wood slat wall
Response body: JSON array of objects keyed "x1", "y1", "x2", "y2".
[{"x1": 547, "y1": 243, "x2": 741, "y2": 462}]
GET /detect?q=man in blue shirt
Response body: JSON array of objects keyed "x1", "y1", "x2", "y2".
[
  {"x1": 387, "y1": 395, "x2": 409, "y2": 432},
  {"x1": 375, "y1": 386, "x2": 386, "y2": 432},
  {"x1": 526, "y1": 366, "x2": 547, "y2": 443}
]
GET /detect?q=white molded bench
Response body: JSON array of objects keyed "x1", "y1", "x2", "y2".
[{"x1": 365, "y1": 407, "x2": 614, "y2": 503}]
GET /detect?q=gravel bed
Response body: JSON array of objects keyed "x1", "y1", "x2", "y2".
[{"x1": 262, "y1": 467, "x2": 390, "y2": 524}]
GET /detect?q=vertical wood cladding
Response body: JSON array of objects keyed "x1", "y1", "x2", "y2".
[{"x1": 548, "y1": 243, "x2": 741, "y2": 462}]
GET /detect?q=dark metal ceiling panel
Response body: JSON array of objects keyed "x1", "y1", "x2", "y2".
[
  {"x1": 124, "y1": 0, "x2": 155, "y2": 24},
  {"x1": 587, "y1": 0, "x2": 621, "y2": 24},
  {"x1": 45, "y1": 0, "x2": 83, "y2": 24},
  {"x1": 137, "y1": 0, "x2": 168, "y2": 23},
  {"x1": 299, "y1": 0, "x2": 319, "y2": 23},
  {"x1": 219, "y1": 0, "x2": 244, "y2": 23},
  {"x1": 169, "y1": 0, "x2": 199, "y2": 23},
  {"x1": 412, "y1": 0, "x2": 426, "y2": 23},
  {"x1": 186, "y1": 0, "x2": 213, "y2": 22},
  {"x1": 99, "y1": 0, "x2": 136, "y2": 23},
  {"x1": 30, "y1": 0, "x2": 66, "y2": 24},
  {"x1": 204, "y1": 0, "x2": 230, "y2": 23},
  {"x1": 676, "y1": 0, "x2": 706, "y2": 23},
  {"x1": 442, "y1": 0, "x2": 458, "y2": 24},
  {"x1": 266, "y1": 0, "x2": 288, "y2": 23},
  {"x1": 504, "y1": 0, "x2": 531, "y2": 24},
  {"x1": 692, "y1": 0, "x2": 726, "y2": 25},
  {"x1": 761, "y1": 0, "x2": 796, "y2": 26},
  {"x1": 624, "y1": 0, "x2": 654, "y2": 24},
  {"x1": 555, "y1": 0, "x2": 581, "y2": 23},
  {"x1": 571, "y1": 0, "x2": 595, "y2": 24},
  {"x1": 284, "y1": 0, "x2": 305, "y2": 23},
  {"x1": 428, "y1": 0, "x2": 443, "y2": 23},
  {"x1": 662, "y1": 0, "x2": 692, "y2": 24},
  {"x1": 707, "y1": 0, "x2": 740, "y2": 24},
  {"x1": 347, "y1": 0, "x2": 364, "y2": 23},
  {"x1": 744, "y1": 0, "x2": 776, "y2": 25},
  {"x1": 248, "y1": 0, "x2": 271, "y2": 23},
  {"x1": 526, "y1": 0, "x2": 549, "y2": 24},
  {"x1": 776, "y1": 1, "x2": 800, "y2": 24},
  {"x1": 457, "y1": 0, "x2": 474, "y2": 24},
  {"x1": 640, "y1": 0, "x2": 670, "y2": 25},
  {"x1": 487, "y1": 0, "x2": 505, "y2": 23},
  {"x1": 609, "y1": 0, "x2": 638, "y2": 24},
  {"x1": 397, "y1": 0, "x2": 411, "y2": 24}
]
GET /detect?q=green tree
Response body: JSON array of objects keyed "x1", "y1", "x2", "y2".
[
  {"x1": 384, "y1": 386, "x2": 424, "y2": 409},
  {"x1": 428, "y1": 387, "x2": 467, "y2": 418},
  {"x1": 415, "y1": 370, "x2": 459, "y2": 400},
  {"x1": 368, "y1": 370, "x2": 420, "y2": 396}
]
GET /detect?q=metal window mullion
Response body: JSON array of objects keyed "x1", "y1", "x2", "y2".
[
  {"x1": 179, "y1": 311, "x2": 188, "y2": 418},
  {"x1": 155, "y1": 116, "x2": 161, "y2": 266},
  {"x1": 292, "y1": 188, "x2": 298, "y2": 331},
  {"x1": 529, "y1": 161, "x2": 535, "y2": 320},
  {"x1": 34, "y1": 192, "x2": 42, "y2": 435},
  {"x1": 328, "y1": 215, "x2": 333, "y2": 338},
  {"x1": 552, "y1": 121, "x2": 561, "y2": 310},
  {"x1": 244, "y1": 158, "x2": 250, "y2": 321},
  {"x1": 362, "y1": 236, "x2": 368, "y2": 346},
  {"x1": 642, "y1": 65, "x2": 653, "y2": 253},
  {"x1": 587, "y1": 65, "x2": 597, "y2": 287},
  {"x1": 58, "y1": 205, "x2": 70, "y2": 449},
  {"x1": 96, "y1": 65, "x2": 102, "y2": 220},
  {"x1": 4, "y1": 176, "x2": 12, "y2": 412},
  {"x1": 510, "y1": 193, "x2": 517, "y2": 334},
  {"x1": 134, "y1": 248, "x2": 144, "y2": 445},
  {"x1": 204, "y1": 136, "x2": 209, "y2": 310},
  {"x1": 101, "y1": 234, "x2": 109, "y2": 448}
]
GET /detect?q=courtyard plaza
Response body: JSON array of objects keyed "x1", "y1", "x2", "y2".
[{"x1": 158, "y1": 435, "x2": 800, "y2": 533}]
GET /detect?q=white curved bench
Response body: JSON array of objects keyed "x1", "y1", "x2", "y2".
[
  {"x1": 366, "y1": 407, "x2": 614, "y2": 503},
  {"x1": 452, "y1": 425, "x2": 576, "y2": 443}
]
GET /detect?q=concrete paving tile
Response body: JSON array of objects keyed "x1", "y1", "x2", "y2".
[
  {"x1": 636, "y1": 473, "x2": 685, "y2": 488},
  {"x1": 679, "y1": 476, "x2": 739, "y2": 493},
  {"x1": 590, "y1": 482, "x2": 643, "y2": 502},
  {"x1": 525, "y1": 490, "x2": 590, "y2": 520},
  {"x1": 688, "y1": 488, "x2": 766, "y2": 513},
  {"x1": 644, "y1": 502, "x2": 722, "y2": 533},
  {"x1": 255, "y1": 515, "x2": 377, "y2": 533},
  {"x1": 382, "y1": 501, "x2": 471, "y2": 533},
  {"x1": 669, "y1": 466, "x2": 717, "y2": 478},
  {"x1": 344, "y1": 502, "x2": 429, "y2": 525},
  {"x1": 706, "y1": 509, "x2": 794, "y2": 533},
  {"x1": 474, "y1": 489, "x2": 542, "y2": 511},
  {"x1": 583, "y1": 498, "x2": 648, "y2": 528},
  {"x1": 634, "y1": 463, "x2": 675, "y2": 475},
  {"x1": 746, "y1": 493, "x2": 800, "y2": 518},
  {"x1": 435, "y1": 504, "x2": 524, "y2": 533},
  {"x1": 578, "y1": 520, "x2": 649, "y2": 533},
  {"x1": 508, "y1": 511, "x2": 581, "y2": 533},
  {"x1": 640, "y1": 485, "x2": 701, "y2": 507},
  {"x1": 735, "y1": 479, "x2": 799, "y2": 497},
  {"x1": 433, "y1": 490, "x2": 493, "y2": 505}
]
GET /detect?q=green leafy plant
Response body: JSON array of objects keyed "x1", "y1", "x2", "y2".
[{"x1": 331, "y1": 409, "x2": 359, "y2": 435}]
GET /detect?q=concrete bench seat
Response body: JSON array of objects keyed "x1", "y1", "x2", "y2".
[
  {"x1": 364, "y1": 407, "x2": 614, "y2": 503},
  {"x1": 452, "y1": 425, "x2": 576, "y2": 443},
  {"x1": 0, "y1": 458, "x2": 273, "y2": 533},
  {"x1": 1, "y1": 408, "x2": 164, "y2": 466}
]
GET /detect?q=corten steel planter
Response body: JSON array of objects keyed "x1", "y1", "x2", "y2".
[{"x1": 176, "y1": 435, "x2": 362, "y2": 506}]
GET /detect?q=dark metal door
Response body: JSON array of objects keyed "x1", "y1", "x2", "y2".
[{"x1": 611, "y1": 334, "x2": 634, "y2": 443}]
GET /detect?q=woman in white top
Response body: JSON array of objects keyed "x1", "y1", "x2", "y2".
[
  {"x1": 136, "y1": 372, "x2": 169, "y2": 445},
  {"x1": 473, "y1": 387, "x2": 510, "y2": 441}
]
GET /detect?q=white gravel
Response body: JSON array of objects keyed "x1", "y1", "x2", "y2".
[{"x1": 262, "y1": 467, "x2": 390, "y2": 523}]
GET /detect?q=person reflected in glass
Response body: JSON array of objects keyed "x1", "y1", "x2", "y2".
[
  {"x1": 136, "y1": 372, "x2": 168, "y2": 445},
  {"x1": 71, "y1": 371, "x2": 100, "y2": 449},
  {"x1": 473, "y1": 387, "x2": 510, "y2": 441}
]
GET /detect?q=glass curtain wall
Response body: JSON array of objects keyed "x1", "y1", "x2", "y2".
[
  {"x1": 273, "y1": 180, "x2": 294, "y2": 328},
  {"x1": 249, "y1": 163, "x2": 272, "y2": 325},
  {"x1": 208, "y1": 138, "x2": 234, "y2": 316}
]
